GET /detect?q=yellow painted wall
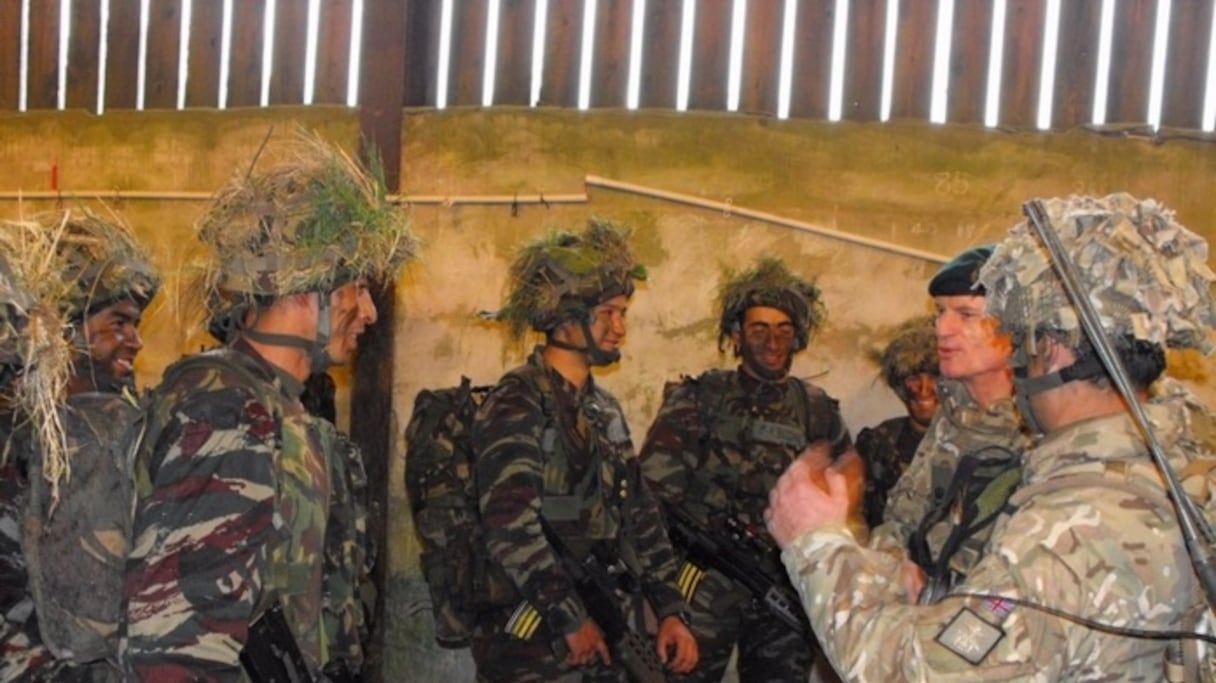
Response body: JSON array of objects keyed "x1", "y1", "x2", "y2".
[{"x1": 2, "y1": 106, "x2": 1213, "y2": 679}]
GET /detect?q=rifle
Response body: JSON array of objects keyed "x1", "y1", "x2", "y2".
[
  {"x1": 539, "y1": 519, "x2": 668, "y2": 683},
  {"x1": 240, "y1": 601, "x2": 315, "y2": 683},
  {"x1": 661, "y1": 502, "x2": 811, "y2": 637}
]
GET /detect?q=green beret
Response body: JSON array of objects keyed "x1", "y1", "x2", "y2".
[{"x1": 928, "y1": 245, "x2": 994, "y2": 297}]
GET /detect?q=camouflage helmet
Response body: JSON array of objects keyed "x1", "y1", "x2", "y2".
[
  {"x1": 198, "y1": 131, "x2": 417, "y2": 331},
  {"x1": 978, "y1": 194, "x2": 1216, "y2": 353},
  {"x1": 717, "y1": 257, "x2": 825, "y2": 352},
  {"x1": 36, "y1": 209, "x2": 160, "y2": 321},
  {"x1": 498, "y1": 218, "x2": 646, "y2": 339},
  {"x1": 868, "y1": 315, "x2": 939, "y2": 399},
  {"x1": 0, "y1": 217, "x2": 74, "y2": 495}
]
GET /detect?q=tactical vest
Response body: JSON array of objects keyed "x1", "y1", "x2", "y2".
[
  {"x1": 132, "y1": 349, "x2": 333, "y2": 670},
  {"x1": 685, "y1": 369, "x2": 843, "y2": 526}
]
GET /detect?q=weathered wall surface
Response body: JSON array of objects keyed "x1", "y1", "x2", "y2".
[{"x1": 2, "y1": 106, "x2": 1214, "y2": 681}]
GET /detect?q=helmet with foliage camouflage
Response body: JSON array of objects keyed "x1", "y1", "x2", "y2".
[
  {"x1": 978, "y1": 193, "x2": 1216, "y2": 354},
  {"x1": 498, "y1": 218, "x2": 646, "y2": 339},
  {"x1": 0, "y1": 217, "x2": 74, "y2": 493},
  {"x1": 718, "y1": 257, "x2": 825, "y2": 352},
  {"x1": 35, "y1": 209, "x2": 160, "y2": 321},
  {"x1": 868, "y1": 315, "x2": 938, "y2": 400},
  {"x1": 198, "y1": 130, "x2": 417, "y2": 336}
]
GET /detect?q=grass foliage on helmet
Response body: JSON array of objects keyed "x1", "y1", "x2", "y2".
[
  {"x1": 197, "y1": 129, "x2": 417, "y2": 331},
  {"x1": 498, "y1": 217, "x2": 646, "y2": 339},
  {"x1": 39, "y1": 209, "x2": 161, "y2": 321},
  {"x1": 979, "y1": 193, "x2": 1216, "y2": 353},
  {"x1": 717, "y1": 257, "x2": 825, "y2": 353},
  {"x1": 0, "y1": 216, "x2": 76, "y2": 499},
  {"x1": 866, "y1": 315, "x2": 938, "y2": 398}
]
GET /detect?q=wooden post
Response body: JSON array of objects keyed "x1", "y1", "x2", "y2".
[{"x1": 354, "y1": 1, "x2": 407, "y2": 680}]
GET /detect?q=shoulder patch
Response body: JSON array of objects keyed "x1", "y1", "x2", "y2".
[{"x1": 935, "y1": 607, "x2": 1005, "y2": 665}]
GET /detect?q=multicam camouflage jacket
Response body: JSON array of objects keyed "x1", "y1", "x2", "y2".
[
  {"x1": 871, "y1": 378, "x2": 1029, "y2": 575},
  {"x1": 472, "y1": 348, "x2": 687, "y2": 638},
  {"x1": 854, "y1": 416, "x2": 926, "y2": 529},
  {"x1": 781, "y1": 402, "x2": 1214, "y2": 681},
  {"x1": 122, "y1": 345, "x2": 346, "y2": 681},
  {"x1": 640, "y1": 367, "x2": 852, "y2": 537}
]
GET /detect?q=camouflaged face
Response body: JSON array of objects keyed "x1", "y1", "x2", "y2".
[
  {"x1": 979, "y1": 194, "x2": 1216, "y2": 353},
  {"x1": 717, "y1": 257, "x2": 825, "y2": 352},
  {"x1": 498, "y1": 218, "x2": 647, "y2": 338},
  {"x1": 198, "y1": 131, "x2": 417, "y2": 321},
  {"x1": 38, "y1": 210, "x2": 160, "y2": 320}
]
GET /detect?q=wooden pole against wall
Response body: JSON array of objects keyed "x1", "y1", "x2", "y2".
[{"x1": 355, "y1": 1, "x2": 408, "y2": 680}]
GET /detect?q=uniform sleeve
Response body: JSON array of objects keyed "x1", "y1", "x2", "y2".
[
  {"x1": 620, "y1": 457, "x2": 688, "y2": 619},
  {"x1": 474, "y1": 386, "x2": 588, "y2": 636},
  {"x1": 123, "y1": 385, "x2": 279, "y2": 683},
  {"x1": 782, "y1": 517, "x2": 1075, "y2": 681},
  {"x1": 637, "y1": 380, "x2": 701, "y2": 507}
]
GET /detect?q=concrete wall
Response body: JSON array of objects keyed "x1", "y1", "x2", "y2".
[{"x1": 2, "y1": 106, "x2": 1214, "y2": 680}]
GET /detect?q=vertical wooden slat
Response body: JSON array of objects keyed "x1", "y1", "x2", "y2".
[
  {"x1": 1161, "y1": 0, "x2": 1215, "y2": 129},
  {"x1": 104, "y1": 0, "x2": 143, "y2": 109},
  {"x1": 947, "y1": 0, "x2": 994, "y2": 124},
  {"x1": 268, "y1": 0, "x2": 309, "y2": 105},
  {"x1": 997, "y1": 0, "x2": 1046, "y2": 128},
  {"x1": 185, "y1": 0, "x2": 223, "y2": 108},
  {"x1": 26, "y1": 3, "x2": 62, "y2": 110},
  {"x1": 143, "y1": 0, "x2": 182, "y2": 110},
  {"x1": 590, "y1": 0, "x2": 633, "y2": 108},
  {"x1": 492, "y1": 0, "x2": 536, "y2": 106},
  {"x1": 638, "y1": 0, "x2": 680, "y2": 109},
  {"x1": 787, "y1": 0, "x2": 834, "y2": 119},
  {"x1": 1050, "y1": 1, "x2": 1102, "y2": 130},
  {"x1": 449, "y1": 0, "x2": 488, "y2": 106},
  {"x1": 355, "y1": 1, "x2": 409, "y2": 678},
  {"x1": 402, "y1": 0, "x2": 440, "y2": 106},
  {"x1": 0, "y1": 1, "x2": 24, "y2": 109},
  {"x1": 65, "y1": 0, "x2": 101, "y2": 111},
  {"x1": 887, "y1": 0, "x2": 935, "y2": 120},
  {"x1": 687, "y1": 0, "x2": 730, "y2": 111},
  {"x1": 737, "y1": 0, "x2": 782, "y2": 116},
  {"x1": 226, "y1": 0, "x2": 266, "y2": 107},
  {"x1": 537, "y1": 0, "x2": 582, "y2": 107},
  {"x1": 1105, "y1": 0, "x2": 1155, "y2": 125},
  {"x1": 313, "y1": 0, "x2": 354, "y2": 104},
  {"x1": 841, "y1": 0, "x2": 890, "y2": 121}
]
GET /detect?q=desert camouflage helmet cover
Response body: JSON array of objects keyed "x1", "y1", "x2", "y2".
[
  {"x1": 0, "y1": 217, "x2": 75, "y2": 495},
  {"x1": 197, "y1": 131, "x2": 417, "y2": 324},
  {"x1": 498, "y1": 217, "x2": 646, "y2": 338},
  {"x1": 718, "y1": 257, "x2": 825, "y2": 352},
  {"x1": 868, "y1": 315, "x2": 938, "y2": 397},
  {"x1": 978, "y1": 193, "x2": 1216, "y2": 353},
  {"x1": 36, "y1": 209, "x2": 161, "y2": 320}
]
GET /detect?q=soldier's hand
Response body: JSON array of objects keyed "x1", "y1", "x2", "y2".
[
  {"x1": 656, "y1": 615, "x2": 699, "y2": 674},
  {"x1": 765, "y1": 452, "x2": 850, "y2": 548},
  {"x1": 564, "y1": 618, "x2": 611, "y2": 667},
  {"x1": 901, "y1": 559, "x2": 927, "y2": 602}
]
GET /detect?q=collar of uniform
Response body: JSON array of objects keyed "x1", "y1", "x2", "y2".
[
  {"x1": 938, "y1": 378, "x2": 1020, "y2": 427},
  {"x1": 1022, "y1": 403, "x2": 1182, "y2": 486},
  {"x1": 527, "y1": 345, "x2": 595, "y2": 403},
  {"x1": 232, "y1": 337, "x2": 305, "y2": 401}
]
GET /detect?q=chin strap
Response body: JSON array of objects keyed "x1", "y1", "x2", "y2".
[
  {"x1": 238, "y1": 293, "x2": 334, "y2": 374},
  {"x1": 547, "y1": 317, "x2": 620, "y2": 366},
  {"x1": 1012, "y1": 354, "x2": 1106, "y2": 436}
]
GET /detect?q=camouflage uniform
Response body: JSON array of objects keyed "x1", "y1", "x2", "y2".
[
  {"x1": 854, "y1": 416, "x2": 923, "y2": 528},
  {"x1": 320, "y1": 428, "x2": 374, "y2": 677},
  {"x1": 471, "y1": 348, "x2": 689, "y2": 682},
  {"x1": 123, "y1": 345, "x2": 335, "y2": 680},
  {"x1": 640, "y1": 367, "x2": 850, "y2": 683},
  {"x1": 782, "y1": 403, "x2": 1211, "y2": 681},
  {"x1": 0, "y1": 419, "x2": 50, "y2": 683},
  {"x1": 871, "y1": 379, "x2": 1028, "y2": 577}
]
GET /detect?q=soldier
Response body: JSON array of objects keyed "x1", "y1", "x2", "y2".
[
  {"x1": 871, "y1": 246, "x2": 1030, "y2": 600},
  {"x1": 14, "y1": 210, "x2": 160, "y2": 680},
  {"x1": 0, "y1": 220, "x2": 74, "y2": 681},
  {"x1": 854, "y1": 315, "x2": 939, "y2": 529},
  {"x1": 121, "y1": 134, "x2": 415, "y2": 680},
  {"x1": 639, "y1": 257, "x2": 852, "y2": 683},
  {"x1": 766, "y1": 193, "x2": 1216, "y2": 679},
  {"x1": 472, "y1": 219, "x2": 698, "y2": 682}
]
